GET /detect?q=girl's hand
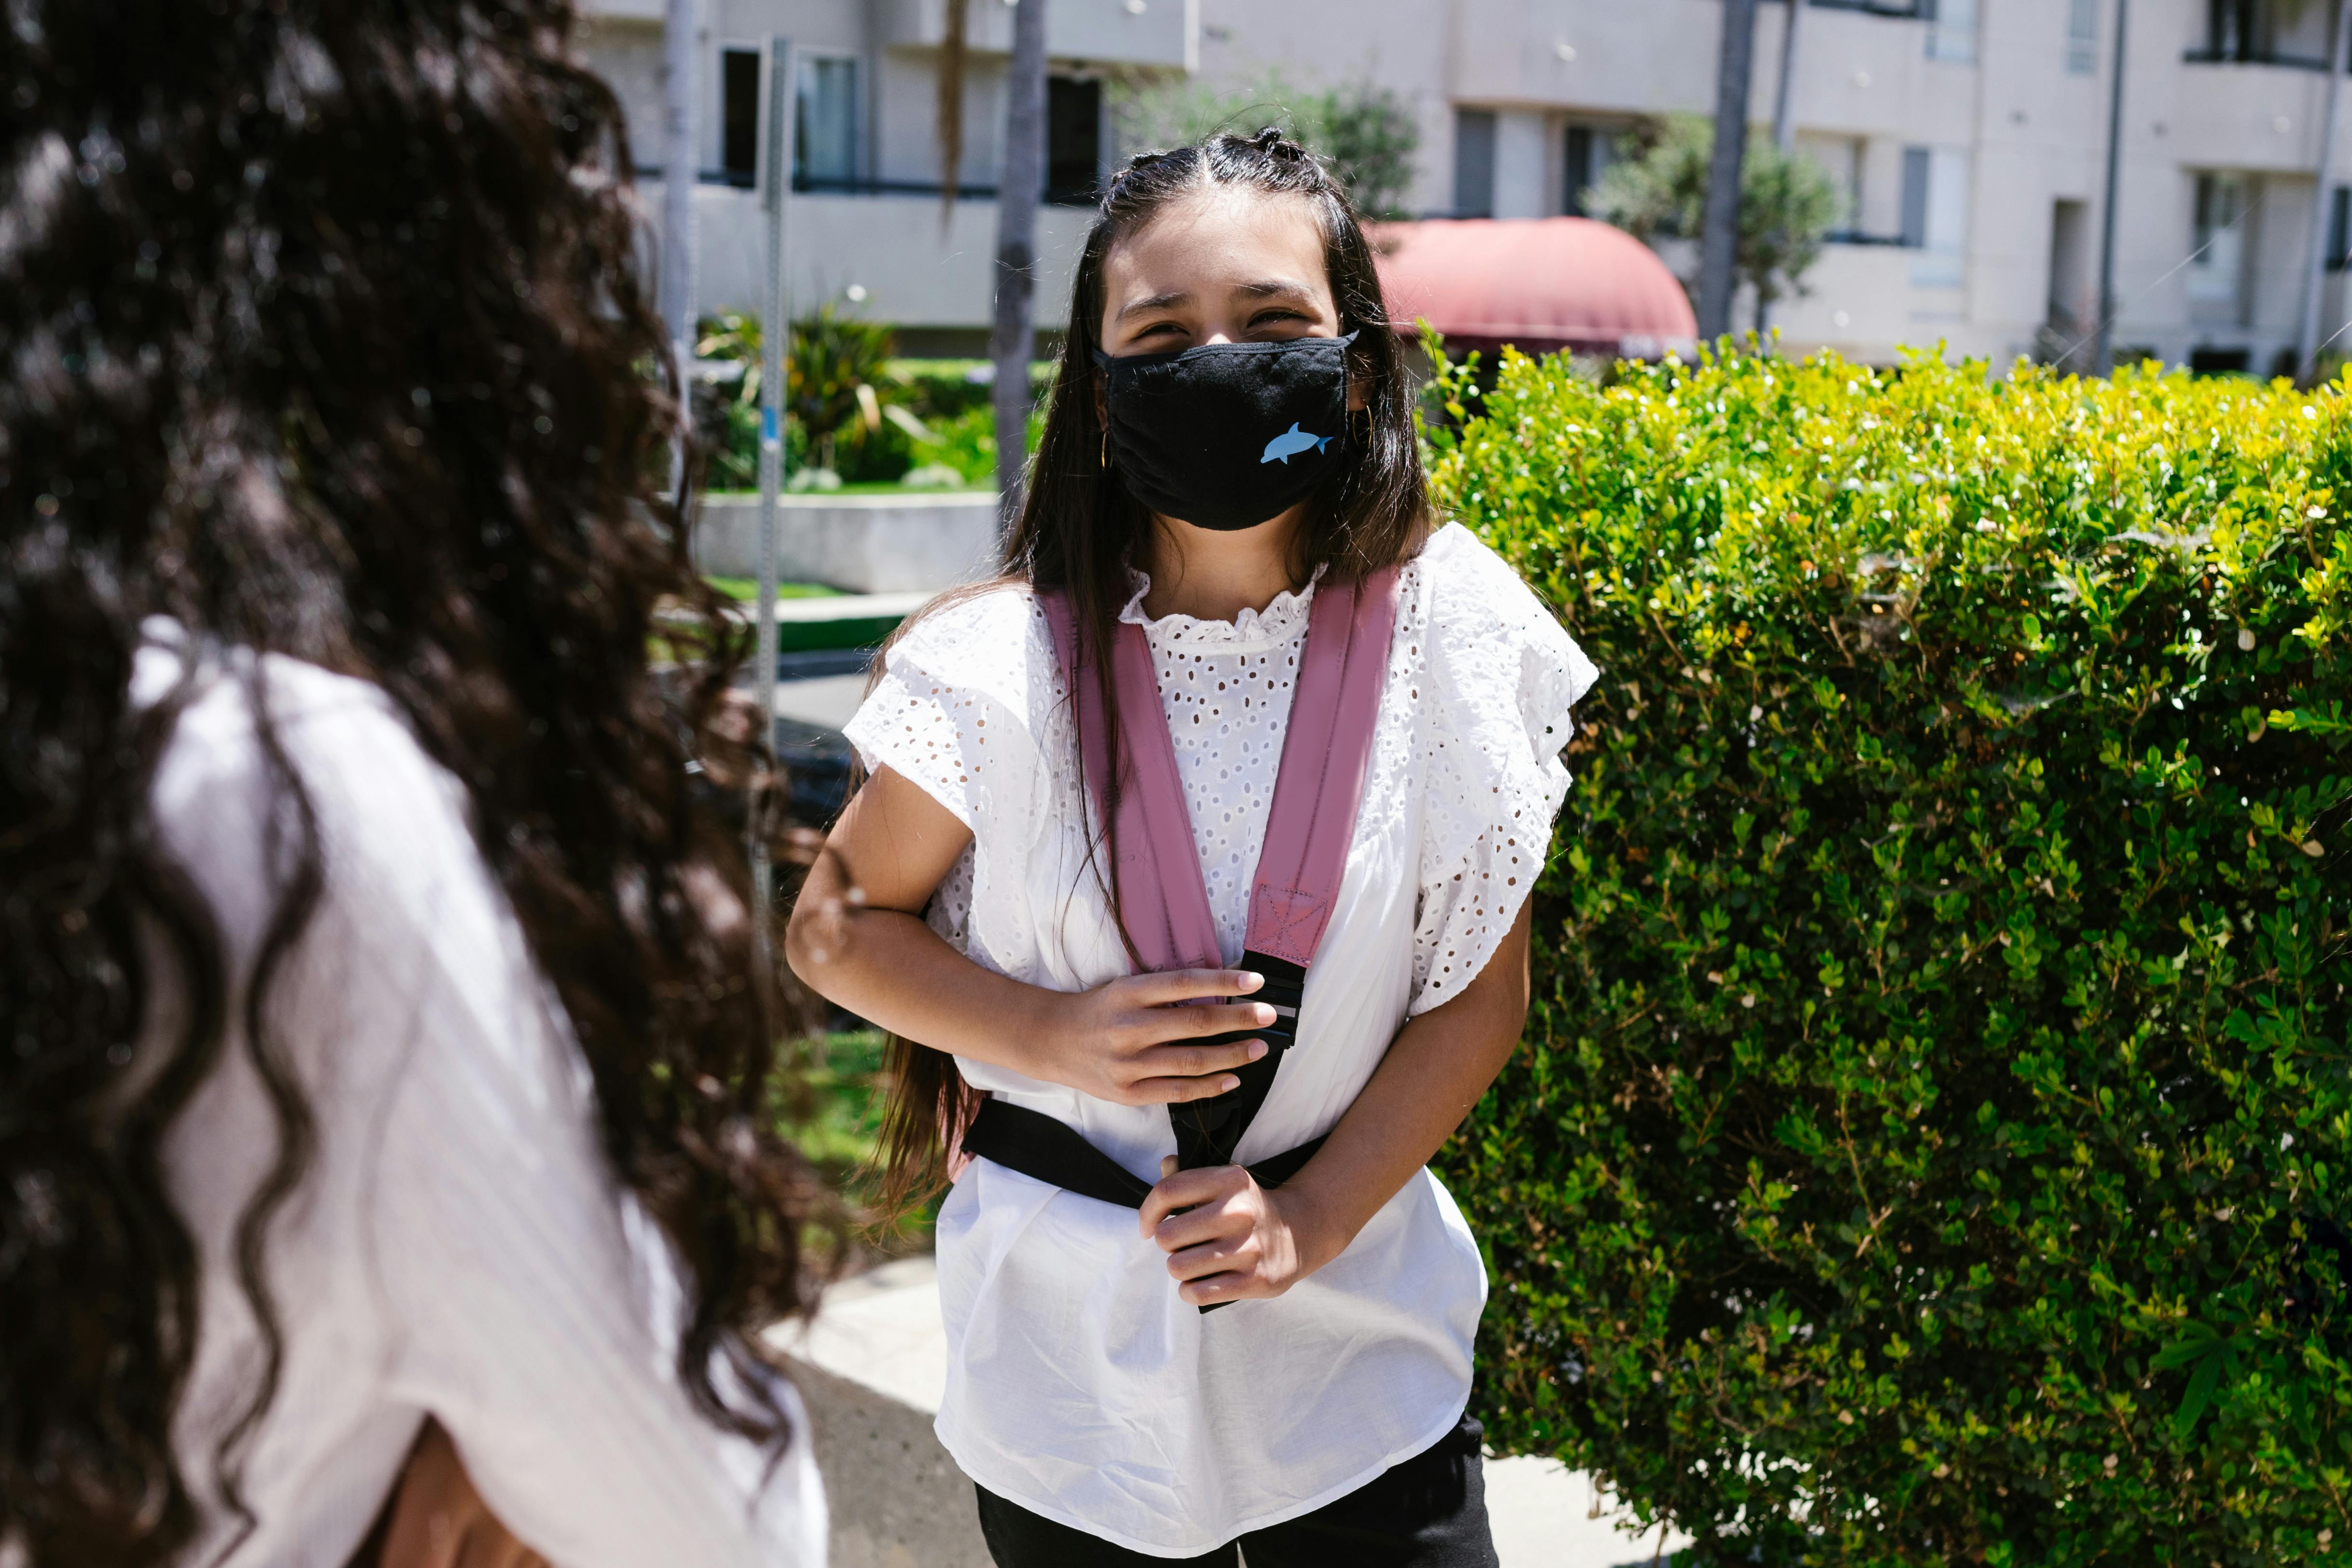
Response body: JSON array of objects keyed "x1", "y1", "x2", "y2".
[
  {"x1": 1138, "y1": 1161, "x2": 1336, "y2": 1306},
  {"x1": 1022, "y1": 969, "x2": 1275, "y2": 1106}
]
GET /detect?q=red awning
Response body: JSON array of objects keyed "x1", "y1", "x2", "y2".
[{"x1": 1370, "y1": 216, "x2": 1698, "y2": 362}]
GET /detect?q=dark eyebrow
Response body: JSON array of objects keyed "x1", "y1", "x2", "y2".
[
  {"x1": 1116, "y1": 289, "x2": 1192, "y2": 321},
  {"x1": 1235, "y1": 279, "x2": 1317, "y2": 300}
]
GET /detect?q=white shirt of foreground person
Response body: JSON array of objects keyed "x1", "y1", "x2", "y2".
[
  {"x1": 843, "y1": 523, "x2": 1598, "y2": 1558},
  {"x1": 130, "y1": 624, "x2": 825, "y2": 1568}
]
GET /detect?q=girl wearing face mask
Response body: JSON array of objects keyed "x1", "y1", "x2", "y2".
[{"x1": 788, "y1": 129, "x2": 1596, "y2": 1567}]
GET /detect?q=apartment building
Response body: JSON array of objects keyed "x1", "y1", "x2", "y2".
[
  {"x1": 578, "y1": 0, "x2": 1182, "y2": 350},
  {"x1": 580, "y1": 0, "x2": 2352, "y2": 372}
]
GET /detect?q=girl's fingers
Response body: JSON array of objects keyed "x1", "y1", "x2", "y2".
[
  {"x1": 1135, "y1": 1037, "x2": 1265, "y2": 1081},
  {"x1": 1153, "y1": 1204, "x2": 1246, "y2": 1256},
  {"x1": 1171, "y1": 1000, "x2": 1278, "y2": 1039},
  {"x1": 1127, "y1": 1072, "x2": 1243, "y2": 1106},
  {"x1": 1178, "y1": 1271, "x2": 1253, "y2": 1306},
  {"x1": 1122, "y1": 1000, "x2": 1273, "y2": 1045},
  {"x1": 1138, "y1": 1165, "x2": 1249, "y2": 1233},
  {"x1": 1165, "y1": 1234, "x2": 1254, "y2": 1278},
  {"x1": 1131, "y1": 968, "x2": 1263, "y2": 1005}
]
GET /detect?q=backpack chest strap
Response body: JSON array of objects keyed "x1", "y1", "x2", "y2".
[{"x1": 1037, "y1": 567, "x2": 1402, "y2": 1173}]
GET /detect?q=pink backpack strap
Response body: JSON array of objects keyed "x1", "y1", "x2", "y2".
[
  {"x1": 1035, "y1": 570, "x2": 1399, "y2": 1180},
  {"x1": 1245, "y1": 565, "x2": 1403, "y2": 966},
  {"x1": 1039, "y1": 591, "x2": 1223, "y2": 974}
]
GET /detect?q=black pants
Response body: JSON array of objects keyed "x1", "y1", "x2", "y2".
[{"x1": 973, "y1": 1416, "x2": 1498, "y2": 1568}]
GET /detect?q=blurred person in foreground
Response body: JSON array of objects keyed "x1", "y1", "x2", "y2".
[{"x1": 0, "y1": 3, "x2": 830, "y2": 1566}]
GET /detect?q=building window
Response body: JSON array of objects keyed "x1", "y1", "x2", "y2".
[
  {"x1": 2330, "y1": 185, "x2": 2351, "y2": 270},
  {"x1": 2188, "y1": 173, "x2": 2251, "y2": 315},
  {"x1": 1926, "y1": 0, "x2": 1979, "y2": 64},
  {"x1": 721, "y1": 48, "x2": 760, "y2": 188},
  {"x1": 2207, "y1": 0, "x2": 2259, "y2": 58},
  {"x1": 1798, "y1": 133, "x2": 1866, "y2": 236},
  {"x1": 795, "y1": 55, "x2": 858, "y2": 187},
  {"x1": 2066, "y1": 0, "x2": 2099, "y2": 74},
  {"x1": 1901, "y1": 146, "x2": 1969, "y2": 283},
  {"x1": 2047, "y1": 198, "x2": 2091, "y2": 330},
  {"x1": 2190, "y1": 346, "x2": 2253, "y2": 376},
  {"x1": 1455, "y1": 109, "x2": 1497, "y2": 219},
  {"x1": 1046, "y1": 77, "x2": 1102, "y2": 205},
  {"x1": 2195, "y1": 0, "x2": 2332, "y2": 66},
  {"x1": 1563, "y1": 123, "x2": 1616, "y2": 217},
  {"x1": 1899, "y1": 147, "x2": 1931, "y2": 248}
]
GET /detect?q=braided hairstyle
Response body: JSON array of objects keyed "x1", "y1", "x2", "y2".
[
  {"x1": 0, "y1": 3, "x2": 831, "y2": 1562},
  {"x1": 868, "y1": 126, "x2": 1429, "y2": 1212}
]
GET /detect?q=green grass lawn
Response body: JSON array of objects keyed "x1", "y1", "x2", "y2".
[
  {"x1": 775, "y1": 1028, "x2": 939, "y2": 1255},
  {"x1": 704, "y1": 576, "x2": 842, "y2": 602}
]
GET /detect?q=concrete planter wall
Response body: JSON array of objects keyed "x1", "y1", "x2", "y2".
[{"x1": 693, "y1": 491, "x2": 1000, "y2": 593}]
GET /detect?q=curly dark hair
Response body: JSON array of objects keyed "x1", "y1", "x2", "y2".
[{"x1": 0, "y1": 2, "x2": 826, "y2": 1563}]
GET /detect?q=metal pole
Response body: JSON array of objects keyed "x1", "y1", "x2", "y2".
[
  {"x1": 1773, "y1": 0, "x2": 1804, "y2": 153},
  {"x1": 1699, "y1": 0, "x2": 1760, "y2": 343},
  {"x1": 660, "y1": 0, "x2": 701, "y2": 431},
  {"x1": 2093, "y1": 0, "x2": 2131, "y2": 377},
  {"x1": 2295, "y1": 0, "x2": 2352, "y2": 383},
  {"x1": 990, "y1": 0, "x2": 1049, "y2": 539},
  {"x1": 751, "y1": 37, "x2": 795, "y2": 957}
]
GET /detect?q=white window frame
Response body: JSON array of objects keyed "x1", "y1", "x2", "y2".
[
  {"x1": 2065, "y1": 0, "x2": 2099, "y2": 75},
  {"x1": 795, "y1": 49, "x2": 862, "y2": 189}
]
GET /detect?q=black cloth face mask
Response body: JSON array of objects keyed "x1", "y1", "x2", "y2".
[{"x1": 1095, "y1": 331, "x2": 1356, "y2": 532}]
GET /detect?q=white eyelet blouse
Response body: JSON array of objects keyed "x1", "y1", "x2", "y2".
[
  {"x1": 843, "y1": 522, "x2": 1597, "y2": 1557},
  {"x1": 131, "y1": 629, "x2": 824, "y2": 1568}
]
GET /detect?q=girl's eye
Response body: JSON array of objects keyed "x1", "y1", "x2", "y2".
[{"x1": 1250, "y1": 309, "x2": 1310, "y2": 331}]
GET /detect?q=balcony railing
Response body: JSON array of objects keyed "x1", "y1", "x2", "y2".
[
  {"x1": 632, "y1": 167, "x2": 1099, "y2": 205},
  {"x1": 793, "y1": 174, "x2": 1101, "y2": 207},
  {"x1": 633, "y1": 165, "x2": 761, "y2": 188},
  {"x1": 2182, "y1": 46, "x2": 2337, "y2": 69},
  {"x1": 1809, "y1": 0, "x2": 1931, "y2": 16}
]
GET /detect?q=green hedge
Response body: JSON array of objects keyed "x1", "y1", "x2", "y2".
[{"x1": 1428, "y1": 346, "x2": 2352, "y2": 1566}]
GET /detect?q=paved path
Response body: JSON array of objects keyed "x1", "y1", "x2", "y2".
[{"x1": 774, "y1": 1260, "x2": 1690, "y2": 1567}]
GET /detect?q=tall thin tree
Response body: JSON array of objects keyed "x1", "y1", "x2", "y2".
[
  {"x1": 1700, "y1": 0, "x2": 1761, "y2": 341},
  {"x1": 991, "y1": 0, "x2": 1049, "y2": 532}
]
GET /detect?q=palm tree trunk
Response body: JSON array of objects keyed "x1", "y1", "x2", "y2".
[{"x1": 991, "y1": 0, "x2": 1049, "y2": 538}]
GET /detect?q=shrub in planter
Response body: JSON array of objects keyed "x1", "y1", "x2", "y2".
[{"x1": 1426, "y1": 345, "x2": 2352, "y2": 1566}]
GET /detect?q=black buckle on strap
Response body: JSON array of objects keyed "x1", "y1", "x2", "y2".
[{"x1": 1170, "y1": 951, "x2": 1306, "y2": 1172}]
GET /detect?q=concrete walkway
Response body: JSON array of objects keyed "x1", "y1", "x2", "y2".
[{"x1": 773, "y1": 1260, "x2": 1691, "y2": 1567}]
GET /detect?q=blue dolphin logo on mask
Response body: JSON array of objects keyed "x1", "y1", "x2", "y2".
[{"x1": 1260, "y1": 422, "x2": 1334, "y2": 465}]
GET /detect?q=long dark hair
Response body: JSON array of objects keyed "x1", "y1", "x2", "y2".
[
  {"x1": 868, "y1": 127, "x2": 1430, "y2": 1215},
  {"x1": 0, "y1": 3, "x2": 828, "y2": 1563}
]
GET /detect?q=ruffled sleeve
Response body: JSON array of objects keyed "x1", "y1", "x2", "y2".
[
  {"x1": 842, "y1": 584, "x2": 1060, "y2": 976},
  {"x1": 1407, "y1": 526, "x2": 1600, "y2": 1017}
]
